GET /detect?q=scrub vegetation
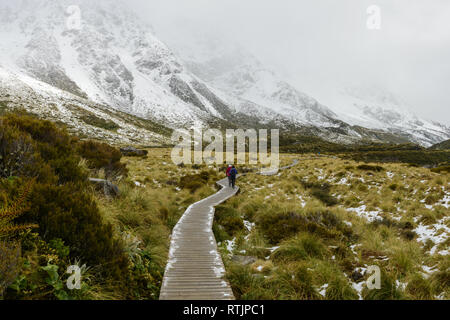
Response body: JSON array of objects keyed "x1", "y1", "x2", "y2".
[{"x1": 1, "y1": 112, "x2": 448, "y2": 300}]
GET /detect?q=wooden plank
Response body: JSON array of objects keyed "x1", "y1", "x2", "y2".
[{"x1": 159, "y1": 177, "x2": 238, "y2": 300}]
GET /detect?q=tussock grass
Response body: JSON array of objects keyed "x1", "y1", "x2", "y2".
[{"x1": 215, "y1": 153, "x2": 449, "y2": 300}]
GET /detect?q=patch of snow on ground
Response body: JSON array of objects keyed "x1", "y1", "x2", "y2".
[
  {"x1": 225, "y1": 238, "x2": 236, "y2": 254},
  {"x1": 351, "y1": 281, "x2": 365, "y2": 300},
  {"x1": 346, "y1": 205, "x2": 383, "y2": 222},
  {"x1": 336, "y1": 177, "x2": 349, "y2": 185},
  {"x1": 413, "y1": 217, "x2": 449, "y2": 255},
  {"x1": 243, "y1": 220, "x2": 256, "y2": 232},
  {"x1": 269, "y1": 246, "x2": 280, "y2": 253},
  {"x1": 318, "y1": 283, "x2": 328, "y2": 297},
  {"x1": 298, "y1": 195, "x2": 307, "y2": 207}
]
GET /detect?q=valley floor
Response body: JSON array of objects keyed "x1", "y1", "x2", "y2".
[{"x1": 100, "y1": 150, "x2": 449, "y2": 300}]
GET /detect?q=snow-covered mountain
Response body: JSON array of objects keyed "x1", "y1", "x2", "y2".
[
  {"x1": 0, "y1": 0, "x2": 364, "y2": 143},
  {"x1": 159, "y1": 27, "x2": 450, "y2": 147},
  {"x1": 314, "y1": 85, "x2": 450, "y2": 147},
  {"x1": 166, "y1": 33, "x2": 344, "y2": 129},
  {"x1": 0, "y1": 0, "x2": 448, "y2": 146},
  {"x1": 0, "y1": 64, "x2": 170, "y2": 145},
  {"x1": 0, "y1": 0, "x2": 240, "y2": 128}
]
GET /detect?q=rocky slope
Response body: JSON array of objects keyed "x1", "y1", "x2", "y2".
[
  {"x1": 0, "y1": 0, "x2": 447, "y2": 146},
  {"x1": 162, "y1": 28, "x2": 450, "y2": 147}
]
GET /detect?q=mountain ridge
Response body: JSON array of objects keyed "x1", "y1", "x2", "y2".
[{"x1": 0, "y1": 0, "x2": 448, "y2": 147}]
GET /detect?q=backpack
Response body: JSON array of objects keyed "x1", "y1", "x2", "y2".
[{"x1": 230, "y1": 168, "x2": 237, "y2": 177}]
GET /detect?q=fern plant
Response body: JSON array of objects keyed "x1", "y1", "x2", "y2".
[{"x1": 0, "y1": 179, "x2": 37, "y2": 238}]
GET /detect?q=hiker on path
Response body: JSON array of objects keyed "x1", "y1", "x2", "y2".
[
  {"x1": 226, "y1": 165, "x2": 232, "y2": 187},
  {"x1": 229, "y1": 166, "x2": 238, "y2": 189}
]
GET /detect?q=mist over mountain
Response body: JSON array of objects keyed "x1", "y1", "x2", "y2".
[{"x1": 0, "y1": 0, "x2": 449, "y2": 146}]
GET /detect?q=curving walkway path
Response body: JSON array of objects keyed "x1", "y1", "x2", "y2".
[{"x1": 159, "y1": 160, "x2": 298, "y2": 300}]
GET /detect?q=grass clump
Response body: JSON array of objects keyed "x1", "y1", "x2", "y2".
[
  {"x1": 357, "y1": 164, "x2": 385, "y2": 172},
  {"x1": 430, "y1": 165, "x2": 450, "y2": 174},
  {"x1": 272, "y1": 233, "x2": 326, "y2": 262},
  {"x1": 325, "y1": 277, "x2": 359, "y2": 300},
  {"x1": 301, "y1": 181, "x2": 339, "y2": 206},
  {"x1": 213, "y1": 205, "x2": 244, "y2": 242},
  {"x1": 178, "y1": 170, "x2": 216, "y2": 193},
  {"x1": 406, "y1": 274, "x2": 434, "y2": 299}
]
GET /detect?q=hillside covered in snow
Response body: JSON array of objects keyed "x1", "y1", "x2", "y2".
[{"x1": 0, "y1": 0, "x2": 448, "y2": 146}]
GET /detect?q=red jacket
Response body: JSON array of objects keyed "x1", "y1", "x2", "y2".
[{"x1": 226, "y1": 167, "x2": 232, "y2": 176}]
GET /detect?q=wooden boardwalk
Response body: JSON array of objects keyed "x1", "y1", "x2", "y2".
[
  {"x1": 159, "y1": 160, "x2": 299, "y2": 300},
  {"x1": 159, "y1": 176, "x2": 238, "y2": 300}
]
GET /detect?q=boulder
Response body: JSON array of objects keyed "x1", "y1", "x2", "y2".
[
  {"x1": 89, "y1": 178, "x2": 120, "y2": 197},
  {"x1": 351, "y1": 271, "x2": 364, "y2": 282},
  {"x1": 120, "y1": 146, "x2": 148, "y2": 157}
]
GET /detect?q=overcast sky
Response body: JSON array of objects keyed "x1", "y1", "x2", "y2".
[{"x1": 130, "y1": 0, "x2": 450, "y2": 124}]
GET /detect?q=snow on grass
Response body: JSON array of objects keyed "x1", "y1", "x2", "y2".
[
  {"x1": 225, "y1": 238, "x2": 237, "y2": 254},
  {"x1": 243, "y1": 220, "x2": 255, "y2": 232},
  {"x1": 318, "y1": 283, "x2": 328, "y2": 297},
  {"x1": 438, "y1": 192, "x2": 450, "y2": 209},
  {"x1": 414, "y1": 217, "x2": 449, "y2": 255},
  {"x1": 298, "y1": 195, "x2": 307, "y2": 208},
  {"x1": 336, "y1": 177, "x2": 350, "y2": 185},
  {"x1": 346, "y1": 205, "x2": 383, "y2": 222},
  {"x1": 344, "y1": 221, "x2": 353, "y2": 227},
  {"x1": 351, "y1": 281, "x2": 365, "y2": 300}
]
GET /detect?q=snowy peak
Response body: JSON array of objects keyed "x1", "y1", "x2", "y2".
[
  {"x1": 327, "y1": 85, "x2": 450, "y2": 146},
  {"x1": 0, "y1": 0, "x2": 242, "y2": 128},
  {"x1": 177, "y1": 38, "x2": 340, "y2": 128},
  {"x1": 0, "y1": 1, "x2": 448, "y2": 147}
]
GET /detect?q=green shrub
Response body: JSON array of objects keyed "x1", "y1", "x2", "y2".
[
  {"x1": 23, "y1": 183, "x2": 128, "y2": 278},
  {"x1": 0, "y1": 113, "x2": 129, "y2": 281},
  {"x1": 178, "y1": 171, "x2": 212, "y2": 193},
  {"x1": 0, "y1": 123, "x2": 41, "y2": 179},
  {"x1": 2, "y1": 113, "x2": 86, "y2": 184},
  {"x1": 77, "y1": 140, "x2": 127, "y2": 179},
  {"x1": 48, "y1": 238, "x2": 70, "y2": 258},
  {"x1": 80, "y1": 114, "x2": 120, "y2": 131}
]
